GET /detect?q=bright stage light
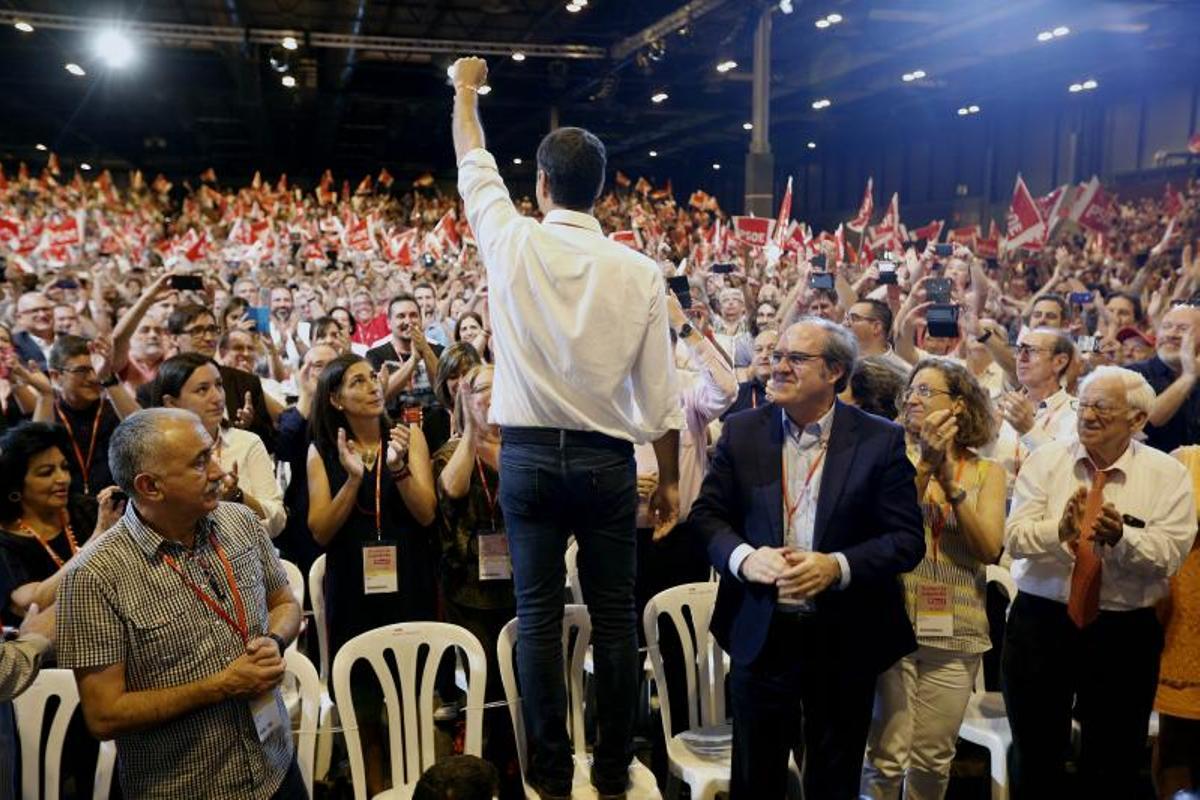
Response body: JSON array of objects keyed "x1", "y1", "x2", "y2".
[{"x1": 93, "y1": 27, "x2": 137, "y2": 69}]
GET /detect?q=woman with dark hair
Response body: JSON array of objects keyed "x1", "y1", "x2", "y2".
[
  {"x1": 329, "y1": 306, "x2": 367, "y2": 356},
  {"x1": 310, "y1": 316, "x2": 351, "y2": 354},
  {"x1": 433, "y1": 342, "x2": 483, "y2": 426},
  {"x1": 0, "y1": 421, "x2": 121, "y2": 623},
  {"x1": 454, "y1": 312, "x2": 490, "y2": 361},
  {"x1": 219, "y1": 296, "x2": 253, "y2": 333},
  {"x1": 151, "y1": 353, "x2": 285, "y2": 537},
  {"x1": 862, "y1": 357, "x2": 1006, "y2": 799},
  {"x1": 306, "y1": 353, "x2": 437, "y2": 796}
]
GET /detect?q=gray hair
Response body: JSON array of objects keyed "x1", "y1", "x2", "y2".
[
  {"x1": 1078, "y1": 365, "x2": 1157, "y2": 415},
  {"x1": 108, "y1": 408, "x2": 203, "y2": 495},
  {"x1": 791, "y1": 316, "x2": 859, "y2": 393}
]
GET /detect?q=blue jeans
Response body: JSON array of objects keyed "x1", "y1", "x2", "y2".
[{"x1": 500, "y1": 430, "x2": 638, "y2": 796}]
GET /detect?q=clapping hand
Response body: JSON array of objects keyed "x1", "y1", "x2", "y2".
[
  {"x1": 337, "y1": 428, "x2": 365, "y2": 480},
  {"x1": 918, "y1": 408, "x2": 958, "y2": 474},
  {"x1": 219, "y1": 462, "x2": 242, "y2": 502},
  {"x1": 385, "y1": 424, "x2": 411, "y2": 473},
  {"x1": 998, "y1": 391, "x2": 1036, "y2": 435},
  {"x1": 235, "y1": 392, "x2": 255, "y2": 428}
]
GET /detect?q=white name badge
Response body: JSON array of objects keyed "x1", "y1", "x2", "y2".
[
  {"x1": 362, "y1": 543, "x2": 399, "y2": 594},
  {"x1": 478, "y1": 532, "x2": 512, "y2": 581},
  {"x1": 250, "y1": 691, "x2": 286, "y2": 744},
  {"x1": 915, "y1": 582, "x2": 954, "y2": 637}
]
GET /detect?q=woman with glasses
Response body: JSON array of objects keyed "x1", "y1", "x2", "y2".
[{"x1": 862, "y1": 357, "x2": 1006, "y2": 800}]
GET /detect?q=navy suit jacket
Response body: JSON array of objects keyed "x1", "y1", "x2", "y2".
[
  {"x1": 689, "y1": 400, "x2": 924, "y2": 674},
  {"x1": 11, "y1": 331, "x2": 48, "y2": 372}
]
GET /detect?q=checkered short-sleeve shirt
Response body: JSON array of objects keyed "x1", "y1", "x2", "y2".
[{"x1": 57, "y1": 502, "x2": 292, "y2": 800}]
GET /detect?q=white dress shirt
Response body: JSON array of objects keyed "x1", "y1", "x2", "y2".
[
  {"x1": 1006, "y1": 438, "x2": 1197, "y2": 610},
  {"x1": 983, "y1": 388, "x2": 1078, "y2": 480},
  {"x1": 727, "y1": 405, "x2": 852, "y2": 595},
  {"x1": 457, "y1": 148, "x2": 683, "y2": 443},
  {"x1": 216, "y1": 427, "x2": 287, "y2": 538}
]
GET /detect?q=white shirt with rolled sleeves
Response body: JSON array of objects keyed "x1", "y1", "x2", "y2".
[
  {"x1": 1005, "y1": 438, "x2": 1197, "y2": 610},
  {"x1": 457, "y1": 147, "x2": 683, "y2": 443}
]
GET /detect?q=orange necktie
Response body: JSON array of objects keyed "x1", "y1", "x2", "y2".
[{"x1": 1067, "y1": 469, "x2": 1109, "y2": 628}]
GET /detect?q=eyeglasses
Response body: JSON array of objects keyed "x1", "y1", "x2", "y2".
[
  {"x1": 60, "y1": 365, "x2": 97, "y2": 378},
  {"x1": 19, "y1": 306, "x2": 53, "y2": 315},
  {"x1": 1014, "y1": 344, "x2": 1052, "y2": 359},
  {"x1": 184, "y1": 325, "x2": 220, "y2": 337},
  {"x1": 769, "y1": 350, "x2": 825, "y2": 368},
  {"x1": 844, "y1": 312, "x2": 877, "y2": 326},
  {"x1": 902, "y1": 385, "x2": 954, "y2": 401},
  {"x1": 1077, "y1": 400, "x2": 1125, "y2": 419}
]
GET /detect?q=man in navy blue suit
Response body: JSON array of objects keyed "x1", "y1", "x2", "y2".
[{"x1": 690, "y1": 317, "x2": 924, "y2": 799}]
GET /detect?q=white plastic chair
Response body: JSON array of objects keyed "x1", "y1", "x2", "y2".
[
  {"x1": 642, "y1": 582, "x2": 730, "y2": 800},
  {"x1": 12, "y1": 667, "x2": 80, "y2": 800},
  {"x1": 498, "y1": 604, "x2": 662, "y2": 799},
  {"x1": 308, "y1": 554, "x2": 338, "y2": 782},
  {"x1": 92, "y1": 740, "x2": 117, "y2": 800},
  {"x1": 281, "y1": 558, "x2": 306, "y2": 657},
  {"x1": 285, "y1": 649, "x2": 323, "y2": 798},
  {"x1": 957, "y1": 564, "x2": 1019, "y2": 800},
  {"x1": 332, "y1": 621, "x2": 487, "y2": 799}
]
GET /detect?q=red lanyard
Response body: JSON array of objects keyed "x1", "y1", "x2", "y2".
[
  {"x1": 160, "y1": 531, "x2": 249, "y2": 645},
  {"x1": 475, "y1": 456, "x2": 499, "y2": 531},
  {"x1": 18, "y1": 510, "x2": 79, "y2": 570},
  {"x1": 55, "y1": 402, "x2": 103, "y2": 495},
  {"x1": 929, "y1": 460, "x2": 968, "y2": 563},
  {"x1": 751, "y1": 387, "x2": 758, "y2": 409},
  {"x1": 782, "y1": 440, "x2": 827, "y2": 525},
  {"x1": 354, "y1": 447, "x2": 384, "y2": 540}
]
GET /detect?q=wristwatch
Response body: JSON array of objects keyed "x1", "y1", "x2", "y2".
[
  {"x1": 975, "y1": 330, "x2": 993, "y2": 344},
  {"x1": 947, "y1": 486, "x2": 968, "y2": 505},
  {"x1": 677, "y1": 322, "x2": 695, "y2": 339},
  {"x1": 228, "y1": 487, "x2": 245, "y2": 504},
  {"x1": 100, "y1": 373, "x2": 120, "y2": 388},
  {"x1": 267, "y1": 632, "x2": 288, "y2": 655}
]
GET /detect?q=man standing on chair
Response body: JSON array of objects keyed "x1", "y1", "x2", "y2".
[
  {"x1": 690, "y1": 317, "x2": 925, "y2": 799},
  {"x1": 452, "y1": 57, "x2": 683, "y2": 799}
]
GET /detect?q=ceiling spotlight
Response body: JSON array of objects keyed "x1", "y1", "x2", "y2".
[
  {"x1": 743, "y1": 122, "x2": 754, "y2": 130},
  {"x1": 911, "y1": 69, "x2": 926, "y2": 80},
  {"x1": 93, "y1": 27, "x2": 137, "y2": 69},
  {"x1": 513, "y1": 158, "x2": 523, "y2": 165},
  {"x1": 651, "y1": 91, "x2": 669, "y2": 103},
  {"x1": 646, "y1": 39, "x2": 667, "y2": 62},
  {"x1": 575, "y1": 0, "x2": 588, "y2": 6},
  {"x1": 649, "y1": 150, "x2": 658, "y2": 157},
  {"x1": 1069, "y1": 83, "x2": 1083, "y2": 93},
  {"x1": 14, "y1": 21, "x2": 34, "y2": 33},
  {"x1": 1053, "y1": 25, "x2": 1070, "y2": 37},
  {"x1": 815, "y1": 18, "x2": 831, "y2": 28},
  {"x1": 566, "y1": 3, "x2": 582, "y2": 12},
  {"x1": 779, "y1": 0, "x2": 794, "y2": 13},
  {"x1": 957, "y1": 107, "x2": 969, "y2": 116},
  {"x1": 35, "y1": 143, "x2": 47, "y2": 151},
  {"x1": 511, "y1": 52, "x2": 526, "y2": 62},
  {"x1": 968, "y1": 104, "x2": 980, "y2": 113},
  {"x1": 477, "y1": 84, "x2": 492, "y2": 95},
  {"x1": 281, "y1": 75, "x2": 297, "y2": 88},
  {"x1": 64, "y1": 63, "x2": 86, "y2": 77},
  {"x1": 902, "y1": 73, "x2": 914, "y2": 82},
  {"x1": 826, "y1": 13, "x2": 843, "y2": 23},
  {"x1": 80, "y1": 163, "x2": 92, "y2": 171},
  {"x1": 716, "y1": 59, "x2": 738, "y2": 73},
  {"x1": 807, "y1": 141, "x2": 817, "y2": 149},
  {"x1": 712, "y1": 163, "x2": 721, "y2": 170},
  {"x1": 811, "y1": 98, "x2": 831, "y2": 109},
  {"x1": 1037, "y1": 31, "x2": 1054, "y2": 42},
  {"x1": 1082, "y1": 78, "x2": 1098, "y2": 90},
  {"x1": 281, "y1": 35, "x2": 299, "y2": 51}
]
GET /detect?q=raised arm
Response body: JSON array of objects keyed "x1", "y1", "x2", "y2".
[
  {"x1": 110, "y1": 272, "x2": 171, "y2": 374},
  {"x1": 451, "y1": 58, "x2": 488, "y2": 163}
]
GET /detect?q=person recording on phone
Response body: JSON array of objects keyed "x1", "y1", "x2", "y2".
[
  {"x1": 689, "y1": 317, "x2": 924, "y2": 799},
  {"x1": 453, "y1": 56, "x2": 683, "y2": 799},
  {"x1": 1002, "y1": 366, "x2": 1196, "y2": 798}
]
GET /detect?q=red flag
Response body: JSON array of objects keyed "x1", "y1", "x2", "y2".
[
  {"x1": 200, "y1": 167, "x2": 217, "y2": 183},
  {"x1": 319, "y1": 169, "x2": 333, "y2": 190},
  {"x1": 276, "y1": 174, "x2": 288, "y2": 193},
  {"x1": 688, "y1": 190, "x2": 712, "y2": 209},
  {"x1": 781, "y1": 220, "x2": 806, "y2": 254},
  {"x1": 250, "y1": 170, "x2": 262, "y2": 191},
  {"x1": 948, "y1": 225, "x2": 981, "y2": 249},
  {"x1": 1036, "y1": 184, "x2": 1072, "y2": 241},
  {"x1": 1005, "y1": 174, "x2": 1046, "y2": 251},
  {"x1": 1189, "y1": 133, "x2": 1200, "y2": 155},
  {"x1": 355, "y1": 175, "x2": 373, "y2": 195},
  {"x1": 412, "y1": 172, "x2": 434, "y2": 189},
  {"x1": 1164, "y1": 183, "x2": 1184, "y2": 218},
  {"x1": 0, "y1": 217, "x2": 20, "y2": 242},
  {"x1": 849, "y1": 177, "x2": 874, "y2": 232},
  {"x1": 634, "y1": 176, "x2": 653, "y2": 197},
  {"x1": 152, "y1": 173, "x2": 173, "y2": 195},
  {"x1": 47, "y1": 152, "x2": 61, "y2": 177},
  {"x1": 377, "y1": 168, "x2": 394, "y2": 189},
  {"x1": 976, "y1": 221, "x2": 1000, "y2": 259},
  {"x1": 434, "y1": 211, "x2": 461, "y2": 251},
  {"x1": 649, "y1": 179, "x2": 674, "y2": 202},
  {"x1": 834, "y1": 223, "x2": 846, "y2": 263},
  {"x1": 910, "y1": 219, "x2": 944, "y2": 244},
  {"x1": 614, "y1": 171, "x2": 631, "y2": 189},
  {"x1": 0, "y1": 164, "x2": 6, "y2": 192},
  {"x1": 608, "y1": 230, "x2": 639, "y2": 250},
  {"x1": 869, "y1": 193, "x2": 902, "y2": 254},
  {"x1": 731, "y1": 216, "x2": 775, "y2": 248},
  {"x1": 1069, "y1": 176, "x2": 1116, "y2": 234},
  {"x1": 774, "y1": 176, "x2": 793, "y2": 246},
  {"x1": 346, "y1": 216, "x2": 372, "y2": 251},
  {"x1": 341, "y1": 179, "x2": 351, "y2": 202},
  {"x1": 18, "y1": 162, "x2": 29, "y2": 183}
]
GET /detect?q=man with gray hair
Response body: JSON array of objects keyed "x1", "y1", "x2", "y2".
[
  {"x1": 1003, "y1": 365, "x2": 1197, "y2": 798},
  {"x1": 690, "y1": 318, "x2": 924, "y2": 798},
  {"x1": 56, "y1": 408, "x2": 305, "y2": 800}
]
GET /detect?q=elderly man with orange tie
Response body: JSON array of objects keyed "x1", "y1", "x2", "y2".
[{"x1": 1003, "y1": 365, "x2": 1197, "y2": 799}]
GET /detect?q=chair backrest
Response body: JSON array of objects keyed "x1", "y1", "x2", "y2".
[
  {"x1": 92, "y1": 741, "x2": 117, "y2": 800},
  {"x1": 282, "y1": 559, "x2": 305, "y2": 607},
  {"x1": 976, "y1": 565, "x2": 1020, "y2": 694},
  {"x1": 12, "y1": 668, "x2": 80, "y2": 800},
  {"x1": 308, "y1": 554, "x2": 329, "y2": 684},
  {"x1": 497, "y1": 603, "x2": 592, "y2": 785},
  {"x1": 564, "y1": 539, "x2": 583, "y2": 605},
  {"x1": 331, "y1": 621, "x2": 487, "y2": 799},
  {"x1": 642, "y1": 582, "x2": 725, "y2": 738},
  {"x1": 285, "y1": 649, "x2": 322, "y2": 799}
]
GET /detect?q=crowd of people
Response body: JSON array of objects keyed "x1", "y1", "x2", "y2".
[{"x1": 0, "y1": 52, "x2": 1199, "y2": 800}]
